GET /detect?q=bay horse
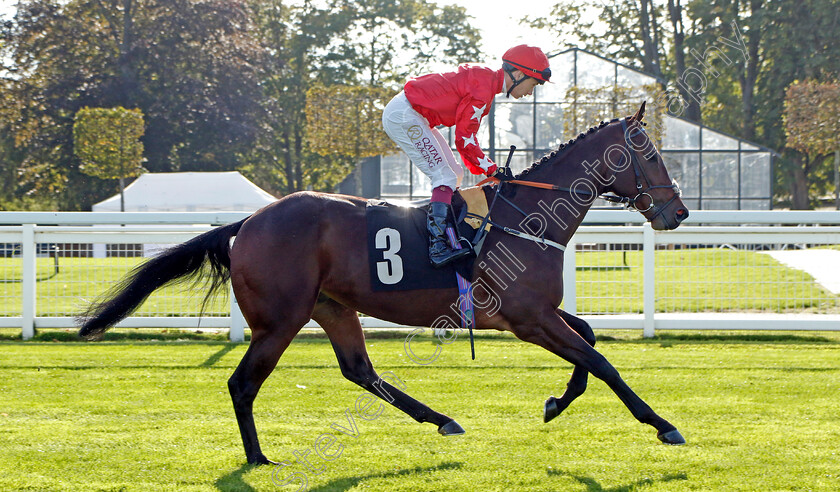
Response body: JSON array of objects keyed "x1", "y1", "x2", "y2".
[{"x1": 79, "y1": 103, "x2": 690, "y2": 465}]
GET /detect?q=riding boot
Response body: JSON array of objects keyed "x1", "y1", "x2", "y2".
[{"x1": 427, "y1": 201, "x2": 471, "y2": 268}]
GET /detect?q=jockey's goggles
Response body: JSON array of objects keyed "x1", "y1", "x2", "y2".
[{"x1": 502, "y1": 60, "x2": 552, "y2": 84}]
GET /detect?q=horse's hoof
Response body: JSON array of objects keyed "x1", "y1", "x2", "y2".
[
  {"x1": 657, "y1": 429, "x2": 686, "y2": 445},
  {"x1": 438, "y1": 420, "x2": 465, "y2": 436},
  {"x1": 248, "y1": 454, "x2": 279, "y2": 466},
  {"x1": 544, "y1": 396, "x2": 559, "y2": 423}
]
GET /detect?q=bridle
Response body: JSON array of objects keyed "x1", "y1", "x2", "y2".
[
  {"x1": 599, "y1": 118, "x2": 682, "y2": 221},
  {"x1": 471, "y1": 117, "x2": 683, "y2": 252},
  {"x1": 480, "y1": 118, "x2": 681, "y2": 219}
]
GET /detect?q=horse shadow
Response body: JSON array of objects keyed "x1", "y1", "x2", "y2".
[
  {"x1": 213, "y1": 461, "x2": 462, "y2": 492},
  {"x1": 547, "y1": 469, "x2": 688, "y2": 491},
  {"x1": 308, "y1": 461, "x2": 463, "y2": 492},
  {"x1": 214, "y1": 463, "x2": 259, "y2": 492}
]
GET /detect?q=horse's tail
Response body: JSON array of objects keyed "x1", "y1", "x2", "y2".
[{"x1": 77, "y1": 218, "x2": 248, "y2": 340}]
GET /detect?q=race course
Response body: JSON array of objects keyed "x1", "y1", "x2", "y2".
[{"x1": 1, "y1": 331, "x2": 838, "y2": 491}]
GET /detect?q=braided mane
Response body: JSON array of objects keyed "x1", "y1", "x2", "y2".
[{"x1": 515, "y1": 117, "x2": 622, "y2": 179}]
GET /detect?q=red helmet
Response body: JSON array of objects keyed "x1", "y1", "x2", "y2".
[{"x1": 502, "y1": 45, "x2": 551, "y2": 83}]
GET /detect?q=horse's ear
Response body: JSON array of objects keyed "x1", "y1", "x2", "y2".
[{"x1": 632, "y1": 101, "x2": 646, "y2": 122}]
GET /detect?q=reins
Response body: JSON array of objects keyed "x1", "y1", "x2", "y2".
[
  {"x1": 476, "y1": 175, "x2": 560, "y2": 190},
  {"x1": 469, "y1": 146, "x2": 569, "y2": 255}
]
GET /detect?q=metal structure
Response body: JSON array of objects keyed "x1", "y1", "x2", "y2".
[{"x1": 379, "y1": 48, "x2": 776, "y2": 209}]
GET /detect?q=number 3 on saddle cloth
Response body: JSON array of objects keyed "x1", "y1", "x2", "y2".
[{"x1": 366, "y1": 188, "x2": 489, "y2": 330}]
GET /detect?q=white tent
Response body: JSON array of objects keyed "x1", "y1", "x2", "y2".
[
  {"x1": 91, "y1": 172, "x2": 276, "y2": 257},
  {"x1": 92, "y1": 171, "x2": 276, "y2": 212}
]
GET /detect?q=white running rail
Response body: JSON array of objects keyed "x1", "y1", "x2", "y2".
[{"x1": 1, "y1": 211, "x2": 839, "y2": 340}]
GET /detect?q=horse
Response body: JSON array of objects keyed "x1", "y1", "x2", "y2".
[{"x1": 78, "y1": 102, "x2": 690, "y2": 465}]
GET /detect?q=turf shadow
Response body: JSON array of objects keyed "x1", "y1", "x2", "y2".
[
  {"x1": 650, "y1": 333, "x2": 836, "y2": 344},
  {"x1": 201, "y1": 344, "x2": 237, "y2": 367},
  {"x1": 307, "y1": 461, "x2": 463, "y2": 492},
  {"x1": 214, "y1": 463, "x2": 259, "y2": 492},
  {"x1": 547, "y1": 470, "x2": 688, "y2": 491}
]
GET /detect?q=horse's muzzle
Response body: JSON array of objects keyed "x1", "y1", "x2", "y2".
[{"x1": 675, "y1": 207, "x2": 689, "y2": 224}]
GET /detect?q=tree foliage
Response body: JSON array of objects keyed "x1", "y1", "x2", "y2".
[
  {"x1": 304, "y1": 84, "x2": 397, "y2": 195},
  {"x1": 783, "y1": 81, "x2": 840, "y2": 157},
  {"x1": 73, "y1": 106, "x2": 145, "y2": 211},
  {"x1": 0, "y1": 0, "x2": 266, "y2": 209},
  {"x1": 0, "y1": 0, "x2": 481, "y2": 208},
  {"x1": 305, "y1": 84, "x2": 396, "y2": 158},
  {"x1": 783, "y1": 80, "x2": 840, "y2": 208},
  {"x1": 321, "y1": 0, "x2": 482, "y2": 87},
  {"x1": 73, "y1": 106, "x2": 145, "y2": 178},
  {"x1": 564, "y1": 85, "x2": 665, "y2": 147}
]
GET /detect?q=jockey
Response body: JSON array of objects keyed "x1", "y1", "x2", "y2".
[{"x1": 382, "y1": 45, "x2": 551, "y2": 268}]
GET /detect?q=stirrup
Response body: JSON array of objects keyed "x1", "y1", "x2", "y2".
[{"x1": 429, "y1": 244, "x2": 471, "y2": 268}]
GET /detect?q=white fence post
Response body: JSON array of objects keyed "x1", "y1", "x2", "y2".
[
  {"x1": 643, "y1": 223, "x2": 655, "y2": 338},
  {"x1": 22, "y1": 224, "x2": 36, "y2": 340},
  {"x1": 563, "y1": 236, "x2": 577, "y2": 315},
  {"x1": 229, "y1": 284, "x2": 245, "y2": 343}
]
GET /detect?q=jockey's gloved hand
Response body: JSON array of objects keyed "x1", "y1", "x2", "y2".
[{"x1": 492, "y1": 167, "x2": 514, "y2": 181}]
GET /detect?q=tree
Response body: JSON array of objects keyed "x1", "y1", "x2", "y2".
[
  {"x1": 323, "y1": 0, "x2": 482, "y2": 87},
  {"x1": 305, "y1": 84, "x2": 397, "y2": 195},
  {"x1": 757, "y1": 0, "x2": 840, "y2": 208},
  {"x1": 783, "y1": 81, "x2": 840, "y2": 209},
  {"x1": 685, "y1": 0, "x2": 765, "y2": 139},
  {"x1": 528, "y1": 0, "x2": 700, "y2": 123},
  {"x1": 73, "y1": 106, "x2": 145, "y2": 211},
  {"x1": 666, "y1": 0, "x2": 701, "y2": 122},
  {"x1": 0, "y1": 0, "x2": 267, "y2": 209},
  {"x1": 530, "y1": 0, "x2": 840, "y2": 209},
  {"x1": 241, "y1": 0, "x2": 480, "y2": 196},
  {"x1": 529, "y1": 1, "x2": 665, "y2": 76},
  {"x1": 563, "y1": 85, "x2": 665, "y2": 146},
  {"x1": 238, "y1": 0, "x2": 352, "y2": 196}
]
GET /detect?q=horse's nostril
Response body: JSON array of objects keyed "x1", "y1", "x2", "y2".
[{"x1": 675, "y1": 209, "x2": 689, "y2": 221}]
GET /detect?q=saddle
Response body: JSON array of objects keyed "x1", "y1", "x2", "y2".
[{"x1": 365, "y1": 187, "x2": 490, "y2": 292}]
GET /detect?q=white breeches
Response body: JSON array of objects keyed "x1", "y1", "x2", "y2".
[{"x1": 382, "y1": 92, "x2": 463, "y2": 191}]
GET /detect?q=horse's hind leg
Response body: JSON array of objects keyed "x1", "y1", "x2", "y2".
[
  {"x1": 544, "y1": 309, "x2": 595, "y2": 423},
  {"x1": 227, "y1": 278, "x2": 317, "y2": 465},
  {"x1": 228, "y1": 325, "x2": 302, "y2": 465},
  {"x1": 312, "y1": 297, "x2": 464, "y2": 435}
]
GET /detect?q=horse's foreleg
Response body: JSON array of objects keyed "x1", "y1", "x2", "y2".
[
  {"x1": 514, "y1": 308, "x2": 685, "y2": 445},
  {"x1": 312, "y1": 298, "x2": 464, "y2": 436},
  {"x1": 544, "y1": 309, "x2": 595, "y2": 423}
]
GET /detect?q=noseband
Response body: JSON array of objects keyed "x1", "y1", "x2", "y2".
[{"x1": 600, "y1": 119, "x2": 681, "y2": 220}]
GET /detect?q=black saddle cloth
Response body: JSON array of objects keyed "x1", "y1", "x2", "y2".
[{"x1": 366, "y1": 194, "x2": 477, "y2": 292}]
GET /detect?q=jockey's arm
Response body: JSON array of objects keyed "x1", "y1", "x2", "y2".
[{"x1": 453, "y1": 97, "x2": 496, "y2": 175}]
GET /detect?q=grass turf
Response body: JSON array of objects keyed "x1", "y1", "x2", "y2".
[{"x1": 1, "y1": 332, "x2": 838, "y2": 491}]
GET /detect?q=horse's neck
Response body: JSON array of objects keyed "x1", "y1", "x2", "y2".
[
  {"x1": 516, "y1": 185, "x2": 595, "y2": 247},
  {"x1": 516, "y1": 150, "x2": 608, "y2": 246}
]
